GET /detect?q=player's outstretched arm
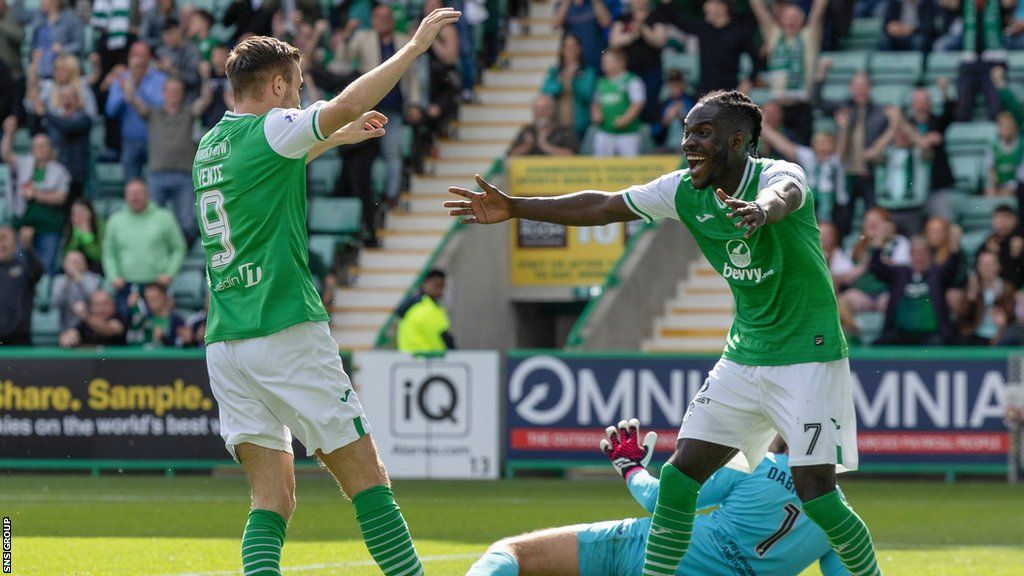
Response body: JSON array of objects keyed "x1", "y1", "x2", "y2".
[
  {"x1": 716, "y1": 179, "x2": 803, "y2": 238},
  {"x1": 445, "y1": 175, "x2": 640, "y2": 226},
  {"x1": 316, "y1": 8, "x2": 461, "y2": 136},
  {"x1": 306, "y1": 111, "x2": 388, "y2": 163}
]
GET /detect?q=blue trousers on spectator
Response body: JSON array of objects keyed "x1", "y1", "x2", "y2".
[
  {"x1": 379, "y1": 110, "x2": 405, "y2": 203},
  {"x1": 149, "y1": 170, "x2": 198, "y2": 242},
  {"x1": 34, "y1": 231, "x2": 62, "y2": 275},
  {"x1": 121, "y1": 138, "x2": 148, "y2": 181},
  {"x1": 454, "y1": 1, "x2": 477, "y2": 93},
  {"x1": 956, "y1": 60, "x2": 1001, "y2": 121}
]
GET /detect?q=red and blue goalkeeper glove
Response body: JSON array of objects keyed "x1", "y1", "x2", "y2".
[{"x1": 600, "y1": 418, "x2": 657, "y2": 480}]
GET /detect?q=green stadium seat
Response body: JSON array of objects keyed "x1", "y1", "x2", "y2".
[
  {"x1": 94, "y1": 163, "x2": 126, "y2": 198},
  {"x1": 960, "y1": 229, "x2": 992, "y2": 263},
  {"x1": 171, "y1": 269, "x2": 207, "y2": 310},
  {"x1": 822, "y1": 83, "x2": 852, "y2": 103},
  {"x1": 0, "y1": 166, "x2": 8, "y2": 223},
  {"x1": 821, "y1": 51, "x2": 869, "y2": 84},
  {"x1": 870, "y1": 84, "x2": 909, "y2": 107},
  {"x1": 949, "y1": 156, "x2": 983, "y2": 194},
  {"x1": 308, "y1": 234, "x2": 338, "y2": 270},
  {"x1": 662, "y1": 50, "x2": 699, "y2": 85},
  {"x1": 308, "y1": 156, "x2": 341, "y2": 196},
  {"x1": 842, "y1": 18, "x2": 882, "y2": 50},
  {"x1": 870, "y1": 52, "x2": 924, "y2": 85},
  {"x1": 856, "y1": 311, "x2": 885, "y2": 345},
  {"x1": 953, "y1": 196, "x2": 1017, "y2": 232},
  {"x1": 34, "y1": 275, "x2": 52, "y2": 311},
  {"x1": 308, "y1": 197, "x2": 363, "y2": 237},
  {"x1": 183, "y1": 241, "x2": 207, "y2": 271},
  {"x1": 1008, "y1": 51, "x2": 1024, "y2": 79},
  {"x1": 31, "y1": 308, "x2": 60, "y2": 346},
  {"x1": 747, "y1": 87, "x2": 774, "y2": 105},
  {"x1": 946, "y1": 122, "x2": 997, "y2": 158},
  {"x1": 92, "y1": 197, "x2": 126, "y2": 219},
  {"x1": 925, "y1": 52, "x2": 960, "y2": 83},
  {"x1": 13, "y1": 127, "x2": 30, "y2": 153}
]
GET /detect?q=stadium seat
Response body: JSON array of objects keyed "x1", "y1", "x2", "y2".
[
  {"x1": 945, "y1": 122, "x2": 997, "y2": 154},
  {"x1": 959, "y1": 229, "x2": 991, "y2": 264},
  {"x1": 31, "y1": 308, "x2": 60, "y2": 346},
  {"x1": 870, "y1": 52, "x2": 924, "y2": 85},
  {"x1": 1008, "y1": 51, "x2": 1024, "y2": 79},
  {"x1": 821, "y1": 51, "x2": 869, "y2": 84},
  {"x1": 94, "y1": 163, "x2": 126, "y2": 198},
  {"x1": 924, "y1": 52, "x2": 960, "y2": 83},
  {"x1": 953, "y1": 196, "x2": 1017, "y2": 232},
  {"x1": 949, "y1": 156, "x2": 983, "y2": 194},
  {"x1": 307, "y1": 197, "x2": 363, "y2": 238},
  {"x1": 856, "y1": 311, "x2": 885, "y2": 345},
  {"x1": 308, "y1": 156, "x2": 342, "y2": 196},
  {"x1": 308, "y1": 234, "x2": 338, "y2": 270},
  {"x1": 34, "y1": 275, "x2": 52, "y2": 311},
  {"x1": 747, "y1": 87, "x2": 774, "y2": 105},
  {"x1": 92, "y1": 197, "x2": 126, "y2": 219},
  {"x1": 842, "y1": 18, "x2": 882, "y2": 50},
  {"x1": 171, "y1": 269, "x2": 207, "y2": 310},
  {"x1": 870, "y1": 85, "x2": 909, "y2": 107},
  {"x1": 662, "y1": 50, "x2": 699, "y2": 84}
]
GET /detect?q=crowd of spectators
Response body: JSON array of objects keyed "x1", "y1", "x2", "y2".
[
  {"x1": 0, "y1": 0, "x2": 509, "y2": 347},
  {"x1": 6, "y1": 0, "x2": 1024, "y2": 349}
]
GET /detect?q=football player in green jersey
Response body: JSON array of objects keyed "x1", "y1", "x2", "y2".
[
  {"x1": 193, "y1": 9, "x2": 460, "y2": 576},
  {"x1": 445, "y1": 90, "x2": 882, "y2": 576}
]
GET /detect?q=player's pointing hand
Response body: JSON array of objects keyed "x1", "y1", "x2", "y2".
[
  {"x1": 716, "y1": 188, "x2": 766, "y2": 239},
  {"x1": 445, "y1": 174, "x2": 512, "y2": 224}
]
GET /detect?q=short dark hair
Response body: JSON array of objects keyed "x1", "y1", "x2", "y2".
[
  {"x1": 161, "y1": 18, "x2": 180, "y2": 32},
  {"x1": 424, "y1": 269, "x2": 446, "y2": 282},
  {"x1": 995, "y1": 204, "x2": 1017, "y2": 216},
  {"x1": 696, "y1": 89, "x2": 763, "y2": 154},
  {"x1": 194, "y1": 9, "x2": 215, "y2": 27},
  {"x1": 225, "y1": 36, "x2": 301, "y2": 102}
]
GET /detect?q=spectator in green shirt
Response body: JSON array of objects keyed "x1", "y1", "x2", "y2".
[
  {"x1": 127, "y1": 282, "x2": 185, "y2": 347},
  {"x1": 2, "y1": 115, "x2": 71, "y2": 274},
  {"x1": 102, "y1": 179, "x2": 186, "y2": 318}
]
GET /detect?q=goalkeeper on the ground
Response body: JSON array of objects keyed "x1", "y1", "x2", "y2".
[{"x1": 466, "y1": 420, "x2": 851, "y2": 576}]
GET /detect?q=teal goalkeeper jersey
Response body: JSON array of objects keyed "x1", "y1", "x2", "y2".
[
  {"x1": 627, "y1": 454, "x2": 849, "y2": 576},
  {"x1": 624, "y1": 157, "x2": 847, "y2": 366},
  {"x1": 193, "y1": 104, "x2": 330, "y2": 343}
]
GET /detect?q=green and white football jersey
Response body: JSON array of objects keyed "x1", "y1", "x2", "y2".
[
  {"x1": 193, "y1": 103, "x2": 330, "y2": 344},
  {"x1": 624, "y1": 157, "x2": 847, "y2": 366}
]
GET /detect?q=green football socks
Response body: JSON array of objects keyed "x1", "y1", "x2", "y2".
[
  {"x1": 241, "y1": 509, "x2": 286, "y2": 575},
  {"x1": 803, "y1": 489, "x2": 883, "y2": 576},
  {"x1": 353, "y1": 485, "x2": 424, "y2": 576},
  {"x1": 641, "y1": 463, "x2": 701, "y2": 576}
]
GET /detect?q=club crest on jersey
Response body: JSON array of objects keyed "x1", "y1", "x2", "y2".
[
  {"x1": 284, "y1": 111, "x2": 298, "y2": 123},
  {"x1": 726, "y1": 239, "x2": 752, "y2": 268}
]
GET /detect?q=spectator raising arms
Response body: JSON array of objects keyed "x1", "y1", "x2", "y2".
[
  {"x1": 553, "y1": 0, "x2": 612, "y2": 71},
  {"x1": 62, "y1": 199, "x2": 104, "y2": 273},
  {"x1": 104, "y1": 42, "x2": 167, "y2": 180},
  {"x1": 124, "y1": 74, "x2": 212, "y2": 244},
  {"x1": 750, "y1": 0, "x2": 829, "y2": 98},
  {"x1": 154, "y1": 20, "x2": 202, "y2": 98},
  {"x1": 29, "y1": 0, "x2": 84, "y2": 80},
  {"x1": 658, "y1": 0, "x2": 757, "y2": 96},
  {"x1": 591, "y1": 48, "x2": 646, "y2": 157},
  {"x1": 51, "y1": 250, "x2": 104, "y2": 331},
  {"x1": 541, "y1": 34, "x2": 598, "y2": 138},
  {"x1": 0, "y1": 226, "x2": 43, "y2": 346},
  {"x1": 2, "y1": 115, "x2": 71, "y2": 274},
  {"x1": 508, "y1": 94, "x2": 579, "y2": 157},
  {"x1": 863, "y1": 106, "x2": 935, "y2": 235},
  {"x1": 59, "y1": 290, "x2": 126, "y2": 348},
  {"x1": 102, "y1": 179, "x2": 186, "y2": 318},
  {"x1": 761, "y1": 118, "x2": 845, "y2": 223},
  {"x1": 36, "y1": 83, "x2": 92, "y2": 199},
  {"x1": 984, "y1": 111, "x2": 1022, "y2": 197},
  {"x1": 871, "y1": 235, "x2": 962, "y2": 345},
  {"x1": 906, "y1": 79, "x2": 957, "y2": 220},
  {"x1": 609, "y1": 0, "x2": 667, "y2": 123}
]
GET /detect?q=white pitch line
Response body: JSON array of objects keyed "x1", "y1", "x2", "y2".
[{"x1": 160, "y1": 553, "x2": 482, "y2": 576}]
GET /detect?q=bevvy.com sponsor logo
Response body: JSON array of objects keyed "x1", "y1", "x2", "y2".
[{"x1": 721, "y1": 239, "x2": 774, "y2": 284}]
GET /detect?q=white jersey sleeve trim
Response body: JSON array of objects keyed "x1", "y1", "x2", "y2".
[
  {"x1": 759, "y1": 159, "x2": 809, "y2": 210},
  {"x1": 623, "y1": 171, "x2": 684, "y2": 223},
  {"x1": 264, "y1": 100, "x2": 328, "y2": 159}
]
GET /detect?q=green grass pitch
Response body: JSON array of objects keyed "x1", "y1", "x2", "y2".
[{"x1": 1, "y1": 473, "x2": 1022, "y2": 575}]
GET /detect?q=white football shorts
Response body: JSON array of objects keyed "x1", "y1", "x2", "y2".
[
  {"x1": 679, "y1": 357, "x2": 859, "y2": 473},
  {"x1": 206, "y1": 321, "x2": 370, "y2": 461}
]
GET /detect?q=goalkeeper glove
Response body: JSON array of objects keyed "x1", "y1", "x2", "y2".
[{"x1": 599, "y1": 418, "x2": 657, "y2": 480}]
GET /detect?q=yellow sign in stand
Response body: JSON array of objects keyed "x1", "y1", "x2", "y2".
[{"x1": 507, "y1": 156, "x2": 679, "y2": 287}]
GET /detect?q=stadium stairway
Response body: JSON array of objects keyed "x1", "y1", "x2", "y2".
[
  {"x1": 642, "y1": 259, "x2": 734, "y2": 353},
  {"x1": 330, "y1": 1, "x2": 557, "y2": 350}
]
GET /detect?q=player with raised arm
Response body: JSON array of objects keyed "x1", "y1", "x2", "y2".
[
  {"x1": 446, "y1": 90, "x2": 882, "y2": 576},
  {"x1": 466, "y1": 420, "x2": 850, "y2": 576},
  {"x1": 192, "y1": 8, "x2": 460, "y2": 576}
]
